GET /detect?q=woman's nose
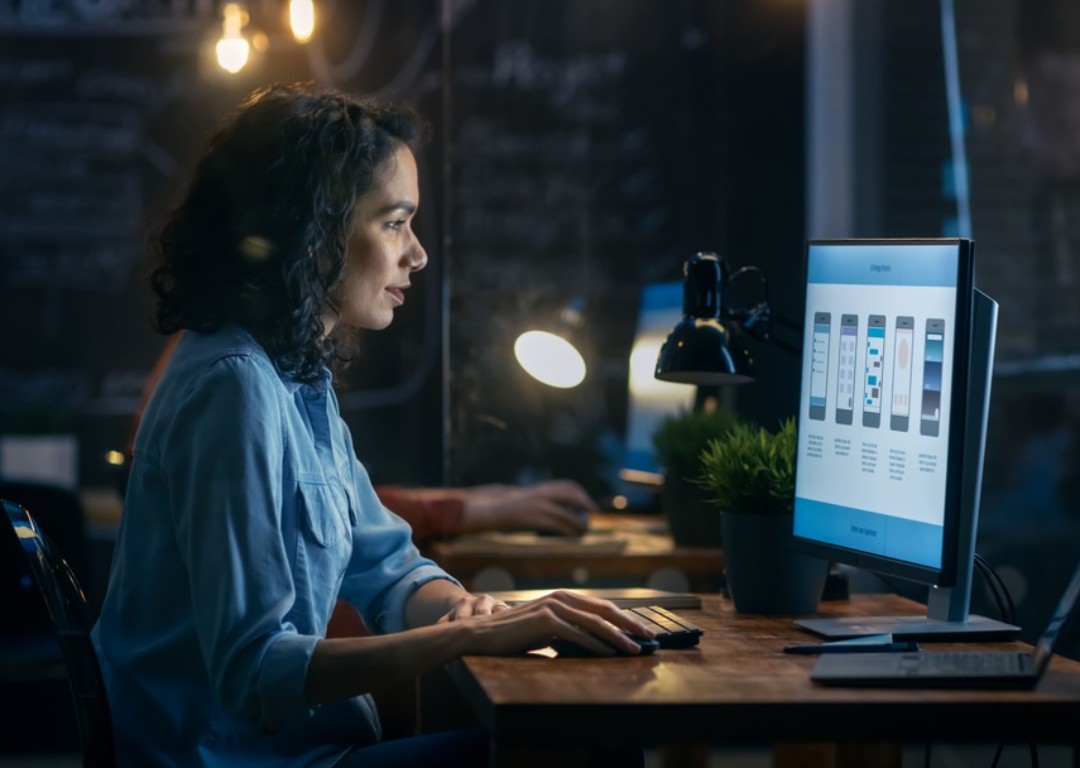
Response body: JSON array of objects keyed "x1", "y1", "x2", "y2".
[{"x1": 407, "y1": 236, "x2": 428, "y2": 272}]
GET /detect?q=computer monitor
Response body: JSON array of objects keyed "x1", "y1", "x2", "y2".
[
  {"x1": 620, "y1": 281, "x2": 696, "y2": 487},
  {"x1": 792, "y1": 238, "x2": 1019, "y2": 641}
]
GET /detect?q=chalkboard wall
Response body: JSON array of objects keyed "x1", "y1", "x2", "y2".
[
  {"x1": 0, "y1": 28, "x2": 253, "y2": 484},
  {"x1": 444, "y1": 0, "x2": 806, "y2": 494},
  {"x1": 0, "y1": 0, "x2": 806, "y2": 493}
]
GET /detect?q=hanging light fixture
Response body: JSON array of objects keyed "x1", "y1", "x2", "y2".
[
  {"x1": 289, "y1": 0, "x2": 315, "y2": 43},
  {"x1": 216, "y1": 3, "x2": 251, "y2": 74}
]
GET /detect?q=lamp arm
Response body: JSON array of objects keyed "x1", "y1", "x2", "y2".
[
  {"x1": 732, "y1": 297, "x2": 803, "y2": 357},
  {"x1": 727, "y1": 265, "x2": 771, "y2": 340},
  {"x1": 727, "y1": 267, "x2": 804, "y2": 334},
  {"x1": 728, "y1": 265, "x2": 769, "y2": 306}
]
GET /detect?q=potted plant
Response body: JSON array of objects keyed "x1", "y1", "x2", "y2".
[
  {"x1": 651, "y1": 406, "x2": 739, "y2": 548},
  {"x1": 698, "y1": 418, "x2": 827, "y2": 614}
]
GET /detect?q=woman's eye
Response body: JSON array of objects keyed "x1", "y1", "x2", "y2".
[{"x1": 386, "y1": 220, "x2": 405, "y2": 231}]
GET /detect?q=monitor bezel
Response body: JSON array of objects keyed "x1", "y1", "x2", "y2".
[{"x1": 790, "y1": 237, "x2": 975, "y2": 589}]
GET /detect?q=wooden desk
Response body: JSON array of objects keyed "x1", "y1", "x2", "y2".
[
  {"x1": 426, "y1": 513, "x2": 724, "y2": 592},
  {"x1": 445, "y1": 593, "x2": 1080, "y2": 767}
]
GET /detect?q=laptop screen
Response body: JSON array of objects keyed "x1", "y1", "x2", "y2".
[{"x1": 1033, "y1": 560, "x2": 1080, "y2": 673}]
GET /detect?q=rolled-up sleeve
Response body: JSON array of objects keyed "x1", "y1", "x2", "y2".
[{"x1": 336, "y1": 441, "x2": 460, "y2": 634}]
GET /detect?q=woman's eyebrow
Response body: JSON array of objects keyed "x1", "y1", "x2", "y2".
[{"x1": 375, "y1": 200, "x2": 417, "y2": 216}]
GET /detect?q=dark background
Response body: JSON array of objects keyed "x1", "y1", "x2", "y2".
[
  {"x1": 443, "y1": 1, "x2": 805, "y2": 496},
  {"x1": 0, "y1": 2, "x2": 447, "y2": 489},
  {"x1": 0, "y1": 0, "x2": 806, "y2": 498},
  {"x1": 1, "y1": 0, "x2": 1079, "y2": 596}
]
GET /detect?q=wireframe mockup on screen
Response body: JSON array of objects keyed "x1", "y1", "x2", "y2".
[{"x1": 792, "y1": 239, "x2": 1019, "y2": 641}]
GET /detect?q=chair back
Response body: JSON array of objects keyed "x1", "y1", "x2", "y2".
[
  {"x1": 4, "y1": 498, "x2": 115, "y2": 767},
  {"x1": 0, "y1": 481, "x2": 94, "y2": 602}
]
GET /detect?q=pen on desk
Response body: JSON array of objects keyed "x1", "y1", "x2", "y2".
[{"x1": 783, "y1": 640, "x2": 920, "y2": 655}]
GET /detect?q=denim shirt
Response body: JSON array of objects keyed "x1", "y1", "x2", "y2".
[{"x1": 91, "y1": 326, "x2": 456, "y2": 767}]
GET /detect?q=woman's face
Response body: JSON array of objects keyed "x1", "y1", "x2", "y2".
[{"x1": 328, "y1": 143, "x2": 427, "y2": 332}]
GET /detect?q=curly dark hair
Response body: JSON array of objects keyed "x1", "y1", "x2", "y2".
[{"x1": 149, "y1": 82, "x2": 425, "y2": 383}]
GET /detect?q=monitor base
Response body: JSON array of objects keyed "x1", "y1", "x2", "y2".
[{"x1": 795, "y1": 613, "x2": 1020, "y2": 642}]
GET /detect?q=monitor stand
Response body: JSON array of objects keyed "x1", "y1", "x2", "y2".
[
  {"x1": 795, "y1": 587, "x2": 1020, "y2": 642},
  {"x1": 796, "y1": 290, "x2": 1020, "y2": 643}
]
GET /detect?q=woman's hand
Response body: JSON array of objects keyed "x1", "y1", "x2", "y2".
[
  {"x1": 449, "y1": 590, "x2": 656, "y2": 657},
  {"x1": 309, "y1": 590, "x2": 657, "y2": 704},
  {"x1": 438, "y1": 592, "x2": 511, "y2": 621}
]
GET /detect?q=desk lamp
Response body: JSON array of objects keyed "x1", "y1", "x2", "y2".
[{"x1": 654, "y1": 252, "x2": 773, "y2": 386}]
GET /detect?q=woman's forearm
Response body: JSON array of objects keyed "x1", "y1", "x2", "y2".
[
  {"x1": 304, "y1": 621, "x2": 470, "y2": 704},
  {"x1": 305, "y1": 579, "x2": 475, "y2": 703},
  {"x1": 403, "y1": 577, "x2": 474, "y2": 629}
]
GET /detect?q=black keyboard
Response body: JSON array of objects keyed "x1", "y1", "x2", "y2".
[
  {"x1": 548, "y1": 604, "x2": 705, "y2": 657},
  {"x1": 623, "y1": 605, "x2": 704, "y2": 649}
]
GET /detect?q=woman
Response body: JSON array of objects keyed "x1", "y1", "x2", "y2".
[{"x1": 91, "y1": 83, "x2": 651, "y2": 767}]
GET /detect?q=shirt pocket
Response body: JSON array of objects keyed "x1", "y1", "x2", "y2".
[{"x1": 297, "y1": 478, "x2": 349, "y2": 549}]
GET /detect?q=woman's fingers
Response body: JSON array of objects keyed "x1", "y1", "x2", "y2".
[
  {"x1": 516, "y1": 592, "x2": 653, "y2": 654},
  {"x1": 539, "y1": 590, "x2": 656, "y2": 639},
  {"x1": 451, "y1": 590, "x2": 656, "y2": 656},
  {"x1": 498, "y1": 602, "x2": 630, "y2": 656},
  {"x1": 439, "y1": 593, "x2": 511, "y2": 622}
]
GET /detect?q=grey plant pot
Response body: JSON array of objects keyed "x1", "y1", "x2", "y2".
[{"x1": 721, "y1": 511, "x2": 828, "y2": 615}]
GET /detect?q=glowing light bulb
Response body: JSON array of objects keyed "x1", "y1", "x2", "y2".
[
  {"x1": 216, "y1": 3, "x2": 250, "y2": 74},
  {"x1": 289, "y1": 0, "x2": 315, "y2": 43},
  {"x1": 514, "y1": 330, "x2": 586, "y2": 389},
  {"x1": 216, "y1": 37, "x2": 250, "y2": 73}
]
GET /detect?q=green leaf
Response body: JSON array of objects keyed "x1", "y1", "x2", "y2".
[{"x1": 697, "y1": 417, "x2": 796, "y2": 515}]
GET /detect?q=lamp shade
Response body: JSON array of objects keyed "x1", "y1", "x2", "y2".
[
  {"x1": 654, "y1": 252, "x2": 755, "y2": 385},
  {"x1": 514, "y1": 330, "x2": 586, "y2": 389},
  {"x1": 513, "y1": 297, "x2": 589, "y2": 389}
]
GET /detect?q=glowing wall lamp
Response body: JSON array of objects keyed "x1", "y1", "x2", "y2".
[{"x1": 513, "y1": 299, "x2": 588, "y2": 389}]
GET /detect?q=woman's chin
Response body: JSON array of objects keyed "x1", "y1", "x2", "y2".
[{"x1": 364, "y1": 313, "x2": 395, "y2": 331}]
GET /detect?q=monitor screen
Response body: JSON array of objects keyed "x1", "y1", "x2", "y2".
[
  {"x1": 792, "y1": 239, "x2": 974, "y2": 586},
  {"x1": 621, "y1": 281, "x2": 696, "y2": 485}
]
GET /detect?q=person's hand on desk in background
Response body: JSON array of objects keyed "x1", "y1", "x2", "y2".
[
  {"x1": 399, "y1": 479, "x2": 595, "y2": 537},
  {"x1": 461, "y1": 479, "x2": 595, "y2": 535}
]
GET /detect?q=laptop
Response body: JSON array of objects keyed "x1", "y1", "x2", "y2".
[{"x1": 811, "y1": 558, "x2": 1080, "y2": 689}]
